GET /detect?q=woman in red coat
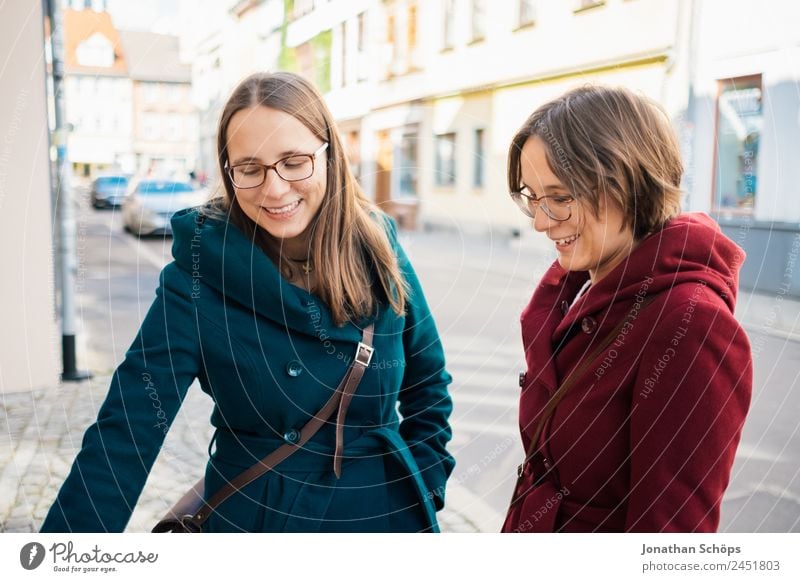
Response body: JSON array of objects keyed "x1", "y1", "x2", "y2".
[{"x1": 502, "y1": 85, "x2": 752, "y2": 533}]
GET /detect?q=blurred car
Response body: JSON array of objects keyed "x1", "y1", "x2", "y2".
[
  {"x1": 122, "y1": 179, "x2": 208, "y2": 236},
  {"x1": 90, "y1": 175, "x2": 130, "y2": 208}
]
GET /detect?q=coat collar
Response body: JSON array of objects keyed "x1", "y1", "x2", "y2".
[{"x1": 169, "y1": 207, "x2": 368, "y2": 343}]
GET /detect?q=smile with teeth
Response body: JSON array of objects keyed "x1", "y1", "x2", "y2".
[
  {"x1": 262, "y1": 200, "x2": 301, "y2": 215},
  {"x1": 554, "y1": 233, "x2": 580, "y2": 246}
]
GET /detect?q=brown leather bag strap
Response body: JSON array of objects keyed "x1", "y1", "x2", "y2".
[
  {"x1": 184, "y1": 324, "x2": 375, "y2": 531},
  {"x1": 523, "y1": 295, "x2": 657, "y2": 465}
]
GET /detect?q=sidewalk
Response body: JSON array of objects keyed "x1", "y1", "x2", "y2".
[
  {"x1": 0, "y1": 371, "x2": 483, "y2": 533},
  {"x1": 2, "y1": 220, "x2": 798, "y2": 533}
]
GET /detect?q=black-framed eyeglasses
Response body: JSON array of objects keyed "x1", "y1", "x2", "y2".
[
  {"x1": 226, "y1": 142, "x2": 329, "y2": 189},
  {"x1": 510, "y1": 187, "x2": 574, "y2": 222}
]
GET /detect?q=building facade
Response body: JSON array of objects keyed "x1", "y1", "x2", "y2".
[
  {"x1": 119, "y1": 30, "x2": 196, "y2": 178},
  {"x1": 179, "y1": 0, "x2": 800, "y2": 295},
  {"x1": 63, "y1": 7, "x2": 134, "y2": 177}
]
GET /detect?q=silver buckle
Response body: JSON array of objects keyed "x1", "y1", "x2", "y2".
[{"x1": 354, "y1": 342, "x2": 374, "y2": 367}]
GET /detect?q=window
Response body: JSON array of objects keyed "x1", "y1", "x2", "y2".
[
  {"x1": 471, "y1": 0, "x2": 486, "y2": 42},
  {"x1": 517, "y1": 0, "x2": 536, "y2": 28},
  {"x1": 340, "y1": 22, "x2": 347, "y2": 87},
  {"x1": 442, "y1": 0, "x2": 455, "y2": 50},
  {"x1": 143, "y1": 113, "x2": 159, "y2": 140},
  {"x1": 356, "y1": 11, "x2": 368, "y2": 81},
  {"x1": 167, "y1": 114, "x2": 182, "y2": 141},
  {"x1": 345, "y1": 130, "x2": 361, "y2": 180},
  {"x1": 398, "y1": 130, "x2": 419, "y2": 197},
  {"x1": 357, "y1": 11, "x2": 366, "y2": 52},
  {"x1": 473, "y1": 128, "x2": 485, "y2": 188},
  {"x1": 169, "y1": 84, "x2": 182, "y2": 103},
  {"x1": 713, "y1": 75, "x2": 762, "y2": 212},
  {"x1": 435, "y1": 133, "x2": 456, "y2": 187},
  {"x1": 387, "y1": 12, "x2": 395, "y2": 44},
  {"x1": 144, "y1": 82, "x2": 159, "y2": 104},
  {"x1": 408, "y1": 2, "x2": 418, "y2": 54}
]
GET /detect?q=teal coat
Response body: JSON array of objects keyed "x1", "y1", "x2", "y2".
[{"x1": 41, "y1": 208, "x2": 454, "y2": 532}]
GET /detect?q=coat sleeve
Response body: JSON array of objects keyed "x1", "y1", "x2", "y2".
[
  {"x1": 391, "y1": 235, "x2": 455, "y2": 511},
  {"x1": 40, "y1": 263, "x2": 201, "y2": 532},
  {"x1": 625, "y1": 293, "x2": 752, "y2": 532}
]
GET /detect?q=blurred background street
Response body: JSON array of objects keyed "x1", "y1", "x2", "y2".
[{"x1": 1, "y1": 0, "x2": 799, "y2": 533}]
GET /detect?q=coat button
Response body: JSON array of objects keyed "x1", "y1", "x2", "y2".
[
  {"x1": 560, "y1": 300, "x2": 570, "y2": 315},
  {"x1": 283, "y1": 428, "x2": 301, "y2": 444},
  {"x1": 519, "y1": 371, "x2": 527, "y2": 387},
  {"x1": 581, "y1": 316, "x2": 597, "y2": 334},
  {"x1": 285, "y1": 360, "x2": 303, "y2": 377}
]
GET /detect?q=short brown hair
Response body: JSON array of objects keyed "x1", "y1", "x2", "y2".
[
  {"x1": 208, "y1": 71, "x2": 407, "y2": 326},
  {"x1": 508, "y1": 85, "x2": 683, "y2": 239}
]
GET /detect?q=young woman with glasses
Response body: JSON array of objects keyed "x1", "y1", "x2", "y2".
[
  {"x1": 41, "y1": 72, "x2": 454, "y2": 533},
  {"x1": 502, "y1": 85, "x2": 752, "y2": 532}
]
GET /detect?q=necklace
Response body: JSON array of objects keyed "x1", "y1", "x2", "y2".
[{"x1": 285, "y1": 255, "x2": 313, "y2": 275}]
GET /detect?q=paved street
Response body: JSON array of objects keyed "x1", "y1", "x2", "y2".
[{"x1": 1, "y1": 194, "x2": 799, "y2": 532}]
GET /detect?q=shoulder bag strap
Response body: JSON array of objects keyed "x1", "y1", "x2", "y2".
[
  {"x1": 157, "y1": 324, "x2": 374, "y2": 532},
  {"x1": 516, "y1": 296, "x2": 657, "y2": 489}
]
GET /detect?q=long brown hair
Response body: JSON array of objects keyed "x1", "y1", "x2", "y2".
[
  {"x1": 508, "y1": 85, "x2": 682, "y2": 240},
  {"x1": 208, "y1": 71, "x2": 407, "y2": 325}
]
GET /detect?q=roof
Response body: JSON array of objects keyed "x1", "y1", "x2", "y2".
[
  {"x1": 64, "y1": 8, "x2": 127, "y2": 76},
  {"x1": 118, "y1": 30, "x2": 191, "y2": 83}
]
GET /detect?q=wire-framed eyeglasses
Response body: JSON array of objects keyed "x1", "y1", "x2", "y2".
[
  {"x1": 226, "y1": 142, "x2": 329, "y2": 189},
  {"x1": 510, "y1": 187, "x2": 574, "y2": 222}
]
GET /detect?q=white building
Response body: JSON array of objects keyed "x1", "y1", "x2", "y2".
[
  {"x1": 64, "y1": 7, "x2": 135, "y2": 177},
  {"x1": 178, "y1": 0, "x2": 285, "y2": 181},
  {"x1": 119, "y1": 30, "x2": 196, "y2": 178}
]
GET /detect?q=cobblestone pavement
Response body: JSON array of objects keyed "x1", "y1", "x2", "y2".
[{"x1": 0, "y1": 374, "x2": 480, "y2": 533}]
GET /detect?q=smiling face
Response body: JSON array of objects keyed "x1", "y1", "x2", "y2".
[
  {"x1": 225, "y1": 106, "x2": 327, "y2": 251},
  {"x1": 519, "y1": 136, "x2": 635, "y2": 283}
]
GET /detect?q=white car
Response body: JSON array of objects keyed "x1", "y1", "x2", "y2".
[{"x1": 122, "y1": 179, "x2": 208, "y2": 236}]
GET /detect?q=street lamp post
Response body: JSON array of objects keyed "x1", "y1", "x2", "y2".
[{"x1": 46, "y1": 0, "x2": 92, "y2": 382}]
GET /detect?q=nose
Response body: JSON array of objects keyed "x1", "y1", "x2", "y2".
[
  {"x1": 259, "y1": 168, "x2": 291, "y2": 198},
  {"x1": 532, "y1": 207, "x2": 556, "y2": 233}
]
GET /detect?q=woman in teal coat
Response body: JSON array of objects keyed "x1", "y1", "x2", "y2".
[{"x1": 41, "y1": 72, "x2": 454, "y2": 533}]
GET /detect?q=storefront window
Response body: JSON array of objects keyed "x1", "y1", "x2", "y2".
[{"x1": 714, "y1": 76, "x2": 762, "y2": 212}]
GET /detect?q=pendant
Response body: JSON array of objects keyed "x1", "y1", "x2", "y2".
[{"x1": 302, "y1": 262, "x2": 313, "y2": 275}]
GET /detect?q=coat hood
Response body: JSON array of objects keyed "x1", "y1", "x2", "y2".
[
  {"x1": 168, "y1": 207, "x2": 371, "y2": 344},
  {"x1": 522, "y1": 212, "x2": 745, "y2": 394},
  {"x1": 540, "y1": 213, "x2": 745, "y2": 347}
]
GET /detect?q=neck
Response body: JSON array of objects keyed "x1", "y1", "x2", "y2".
[
  {"x1": 589, "y1": 237, "x2": 638, "y2": 284},
  {"x1": 265, "y1": 231, "x2": 311, "y2": 262}
]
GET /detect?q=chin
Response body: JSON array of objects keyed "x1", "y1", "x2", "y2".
[
  {"x1": 257, "y1": 218, "x2": 310, "y2": 241},
  {"x1": 557, "y1": 255, "x2": 587, "y2": 273}
]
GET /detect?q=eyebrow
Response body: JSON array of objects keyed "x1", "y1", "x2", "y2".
[
  {"x1": 230, "y1": 150, "x2": 307, "y2": 165},
  {"x1": 521, "y1": 181, "x2": 569, "y2": 194}
]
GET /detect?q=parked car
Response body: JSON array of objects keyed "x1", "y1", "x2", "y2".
[
  {"x1": 90, "y1": 175, "x2": 130, "y2": 208},
  {"x1": 122, "y1": 179, "x2": 208, "y2": 236}
]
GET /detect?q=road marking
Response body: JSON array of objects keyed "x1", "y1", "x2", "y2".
[{"x1": 117, "y1": 232, "x2": 169, "y2": 270}]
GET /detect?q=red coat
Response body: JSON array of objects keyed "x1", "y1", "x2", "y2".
[{"x1": 504, "y1": 213, "x2": 752, "y2": 532}]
